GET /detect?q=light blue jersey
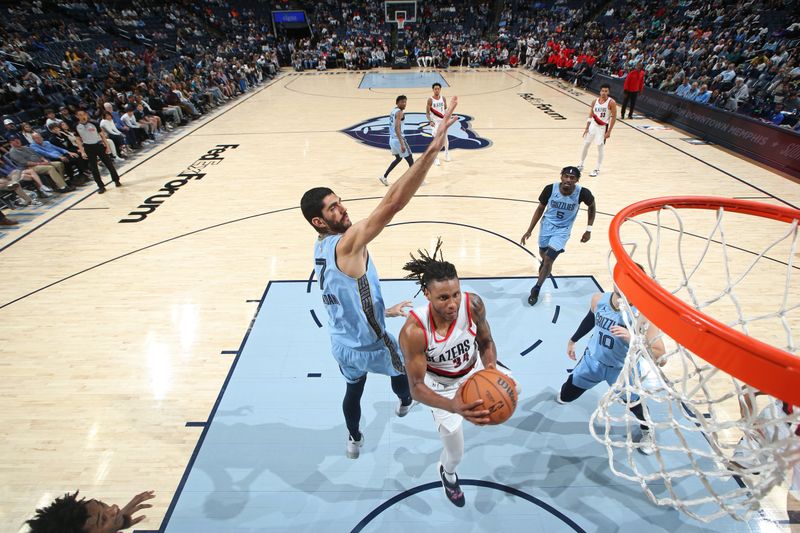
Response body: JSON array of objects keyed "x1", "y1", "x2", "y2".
[
  {"x1": 587, "y1": 293, "x2": 631, "y2": 368},
  {"x1": 543, "y1": 182, "x2": 583, "y2": 229},
  {"x1": 571, "y1": 293, "x2": 638, "y2": 397},
  {"x1": 313, "y1": 235, "x2": 405, "y2": 381},
  {"x1": 389, "y1": 107, "x2": 403, "y2": 142}
]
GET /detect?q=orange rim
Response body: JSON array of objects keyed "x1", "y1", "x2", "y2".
[{"x1": 609, "y1": 196, "x2": 800, "y2": 406}]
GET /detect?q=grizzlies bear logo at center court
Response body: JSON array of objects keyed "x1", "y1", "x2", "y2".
[{"x1": 342, "y1": 113, "x2": 491, "y2": 153}]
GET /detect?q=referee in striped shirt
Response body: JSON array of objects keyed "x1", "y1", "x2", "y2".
[{"x1": 74, "y1": 110, "x2": 121, "y2": 194}]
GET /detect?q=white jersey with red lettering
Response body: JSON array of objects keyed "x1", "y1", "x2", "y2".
[
  {"x1": 409, "y1": 292, "x2": 478, "y2": 380},
  {"x1": 586, "y1": 97, "x2": 614, "y2": 145},
  {"x1": 429, "y1": 95, "x2": 446, "y2": 122},
  {"x1": 591, "y1": 97, "x2": 613, "y2": 126},
  {"x1": 409, "y1": 292, "x2": 481, "y2": 431}
]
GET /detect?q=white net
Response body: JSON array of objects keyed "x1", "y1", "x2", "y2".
[{"x1": 590, "y1": 200, "x2": 800, "y2": 522}]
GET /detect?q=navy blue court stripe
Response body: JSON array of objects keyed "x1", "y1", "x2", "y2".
[
  {"x1": 520, "y1": 339, "x2": 543, "y2": 356},
  {"x1": 350, "y1": 479, "x2": 585, "y2": 533},
  {"x1": 155, "y1": 281, "x2": 273, "y2": 531},
  {"x1": 70, "y1": 207, "x2": 111, "y2": 210},
  {"x1": 550, "y1": 276, "x2": 558, "y2": 289},
  {"x1": 220, "y1": 350, "x2": 237, "y2": 355},
  {"x1": 184, "y1": 421, "x2": 206, "y2": 427},
  {"x1": 307, "y1": 372, "x2": 321, "y2": 377},
  {"x1": 552, "y1": 305, "x2": 561, "y2": 324},
  {"x1": 19, "y1": 193, "x2": 800, "y2": 310},
  {"x1": 246, "y1": 299, "x2": 260, "y2": 302},
  {"x1": 306, "y1": 268, "x2": 315, "y2": 293},
  {"x1": 310, "y1": 309, "x2": 323, "y2": 328}
]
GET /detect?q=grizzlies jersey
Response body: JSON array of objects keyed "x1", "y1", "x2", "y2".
[
  {"x1": 314, "y1": 234, "x2": 390, "y2": 349},
  {"x1": 389, "y1": 107, "x2": 403, "y2": 141},
  {"x1": 543, "y1": 182, "x2": 583, "y2": 229},
  {"x1": 409, "y1": 292, "x2": 478, "y2": 380},
  {"x1": 587, "y1": 293, "x2": 633, "y2": 368}
]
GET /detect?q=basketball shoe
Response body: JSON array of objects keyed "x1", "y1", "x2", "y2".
[
  {"x1": 589, "y1": 169, "x2": 600, "y2": 177},
  {"x1": 528, "y1": 285, "x2": 540, "y2": 306},
  {"x1": 395, "y1": 397, "x2": 414, "y2": 417},
  {"x1": 637, "y1": 429, "x2": 655, "y2": 455},
  {"x1": 439, "y1": 463, "x2": 465, "y2": 507},
  {"x1": 346, "y1": 433, "x2": 364, "y2": 459},
  {"x1": 379, "y1": 175, "x2": 388, "y2": 186}
]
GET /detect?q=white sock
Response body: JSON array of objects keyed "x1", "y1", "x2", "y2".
[
  {"x1": 580, "y1": 142, "x2": 591, "y2": 167},
  {"x1": 438, "y1": 424, "x2": 464, "y2": 479}
]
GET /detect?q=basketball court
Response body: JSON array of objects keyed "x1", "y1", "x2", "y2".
[{"x1": 2, "y1": 64, "x2": 799, "y2": 532}]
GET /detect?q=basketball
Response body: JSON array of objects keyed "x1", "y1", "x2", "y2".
[{"x1": 458, "y1": 368, "x2": 518, "y2": 425}]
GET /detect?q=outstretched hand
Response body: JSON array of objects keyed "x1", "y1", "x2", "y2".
[
  {"x1": 120, "y1": 490, "x2": 155, "y2": 529},
  {"x1": 386, "y1": 300, "x2": 413, "y2": 318}
]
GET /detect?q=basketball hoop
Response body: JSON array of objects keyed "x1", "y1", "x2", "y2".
[
  {"x1": 396, "y1": 14, "x2": 405, "y2": 31},
  {"x1": 591, "y1": 196, "x2": 800, "y2": 522}
]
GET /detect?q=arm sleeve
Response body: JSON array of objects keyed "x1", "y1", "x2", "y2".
[
  {"x1": 570, "y1": 309, "x2": 596, "y2": 342},
  {"x1": 538, "y1": 184, "x2": 553, "y2": 204},
  {"x1": 579, "y1": 187, "x2": 595, "y2": 205}
]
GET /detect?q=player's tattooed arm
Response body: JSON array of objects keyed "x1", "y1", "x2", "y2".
[
  {"x1": 399, "y1": 315, "x2": 489, "y2": 423},
  {"x1": 470, "y1": 293, "x2": 497, "y2": 369}
]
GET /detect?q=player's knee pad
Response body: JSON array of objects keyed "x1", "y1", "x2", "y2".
[
  {"x1": 545, "y1": 247, "x2": 562, "y2": 261},
  {"x1": 559, "y1": 374, "x2": 587, "y2": 403}
]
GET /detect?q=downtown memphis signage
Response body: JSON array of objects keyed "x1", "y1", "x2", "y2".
[{"x1": 119, "y1": 144, "x2": 238, "y2": 223}]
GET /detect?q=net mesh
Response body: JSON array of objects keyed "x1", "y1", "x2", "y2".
[{"x1": 590, "y1": 201, "x2": 800, "y2": 522}]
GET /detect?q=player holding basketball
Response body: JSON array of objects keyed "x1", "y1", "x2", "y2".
[
  {"x1": 557, "y1": 281, "x2": 665, "y2": 454},
  {"x1": 380, "y1": 95, "x2": 414, "y2": 186},
  {"x1": 578, "y1": 83, "x2": 616, "y2": 177},
  {"x1": 398, "y1": 240, "x2": 498, "y2": 508},
  {"x1": 426, "y1": 82, "x2": 449, "y2": 166},
  {"x1": 301, "y1": 97, "x2": 459, "y2": 459},
  {"x1": 520, "y1": 166, "x2": 596, "y2": 306}
]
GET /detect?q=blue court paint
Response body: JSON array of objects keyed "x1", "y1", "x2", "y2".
[
  {"x1": 552, "y1": 305, "x2": 561, "y2": 324},
  {"x1": 158, "y1": 277, "x2": 758, "y2": 532},
  {"x1": 359, "y1": 72, "x2": 449, "y2": 89}
]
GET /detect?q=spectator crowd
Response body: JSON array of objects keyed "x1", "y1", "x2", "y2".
[{"x1": 1, "y1": 0, "x2": 798, "y2": 221}]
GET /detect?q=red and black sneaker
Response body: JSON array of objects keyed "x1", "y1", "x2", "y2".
[{"x1": 439, "y1": 463, "x2": 465, "y2": 507}]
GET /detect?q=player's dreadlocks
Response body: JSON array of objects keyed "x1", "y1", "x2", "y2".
[
  {"x1": 26, "y1": 491, "x2": 88, "y2": 533},
  {"x1": 402, "y1": 237, "x2": 458, "y2": 293}
]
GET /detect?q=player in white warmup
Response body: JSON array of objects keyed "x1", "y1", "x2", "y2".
[
  {"x1": 578, "y1": 83, "x2": 616, "y2": 177},
  {"x1": 399, "y1": 241, "x2": 502, "y2": 508},
  {"x1": 426, "y1": 82, "x2": 450, "y2": 166}
]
